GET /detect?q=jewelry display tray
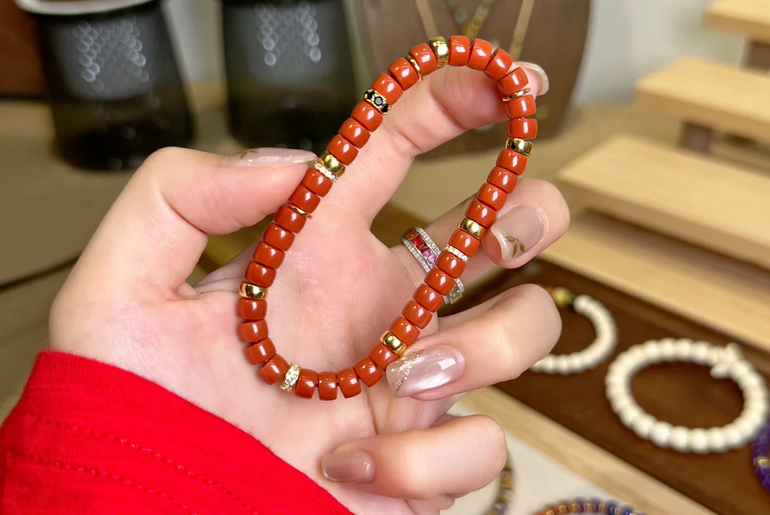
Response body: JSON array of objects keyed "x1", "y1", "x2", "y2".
[{"x1": 446, "y1": 258, "x2": 770, "y2": 515}]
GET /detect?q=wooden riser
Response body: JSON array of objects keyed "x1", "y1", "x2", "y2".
[
  {"x1": 705, "y1": 0, "x2": 770, "y2": 44},
  {"x1": 556, "y1": 135, "x2": 770, "y2": 271}
]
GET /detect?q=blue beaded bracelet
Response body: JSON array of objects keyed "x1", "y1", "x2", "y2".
[
  {"x1": 534, "y1": 498, "x2": 645, "y2": 515},
  {"x1": 751, "y1": 421, "x2": 770, "y2": 492}
]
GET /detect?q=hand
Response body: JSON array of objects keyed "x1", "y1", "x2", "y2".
[{"x1": 50, "y1": 63, "x2": 568, "y2": 514}]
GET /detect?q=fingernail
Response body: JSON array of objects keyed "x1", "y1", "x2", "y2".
[
  {"x1": 223, "y1": 147, "x2": 316, "y2": 167},
  {"x1": 322, "y1": 450, "x2": 375, "y2": 483},
  {"x1": 518, "y1": 62, "x2": 549, "y2": 96},
  {"x1": 386, "y1": 345, "x2": 465, "y2": 398},
  {"x1": 491, "y1": 205, "x2": 546, "y2": 261}
]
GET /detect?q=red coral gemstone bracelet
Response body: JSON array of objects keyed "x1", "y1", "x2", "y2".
[{"x1": 236, "y1": 36, "x2": 537, "y2": 400}]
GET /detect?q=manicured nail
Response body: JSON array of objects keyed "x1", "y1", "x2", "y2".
[
  {"x1": 491, "y1": 205, "x2": 546, "y2": 261},
  {"x1": 518, "y1": 62, "x2": 549, "y2": 96},
  {"x1": 386, "y1": 345, "x2": 465, "y2": 398},
  {"x1": 223, "y1": 148, "x2": 316, "y2": 167},
  {"x1": 322, "y1": 450, "x2": 375, "y2": 483}
]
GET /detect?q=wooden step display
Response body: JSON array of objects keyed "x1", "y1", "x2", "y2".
[
  {"x1": 634, "y1": 58, "x2": 770, "y2": 152},
  {"x1": 705, "y1": 0, "x2": 770, "y2": 70},
  {"x1": 556, "y1": 135, "x2": 770, "y2": 271}
]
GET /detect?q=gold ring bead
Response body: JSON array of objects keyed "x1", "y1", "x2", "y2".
[
  {"x1": 459, "y1": 217, "x2": 487, "y2": 239},
  {"x1": 316, "y1": 152, "x2": 345, "y2": 180},
  {"x1": 280, "y1": 364, "x2": 301, "y2": 392},
  {"x1": 429, "y1": 36, "x2": 449, "y2": 68},
  {"x1": 380, "y1": 331, "x2": 407, "y2": 356},
  {"x1": 503, "y1": 87, "x2": 531, "y2": 101},
  {"x1": 364, "y1": 88, "x2": 391, "y2": 114},
  {"x1": 505, "y1": 137, "x2": 533, "y2": 157},
  {"x1": 287, "y1": 202, "x2": 312, "y2": 219},
  {"x1": 239, "y1": 282, "x2": 268, "y2": 300},
  {"x1": 406, "y1": 54, "x2": 423, "y2": 78}
]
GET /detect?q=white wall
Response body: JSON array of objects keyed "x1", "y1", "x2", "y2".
[{"x1": 163, "y1": 0, "x2": 747, "y2": 105}]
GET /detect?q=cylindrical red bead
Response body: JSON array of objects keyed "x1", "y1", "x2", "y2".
[
  {"x1": 409, "y1": 43, "x2": 438, "y2": 75},
  {"x1": 449, "y1": 229, "x2": 481, "y2": 258},
  {"x1": 505, "y1": 95, "x2": 536, "y2": 118},
  {"x1": 370, "y1": 343, "x2": 398, "y2": 370},
  {"x1": 259, "y1": 354, "x2": 289, "y2": 385},
  {"x1": 372, "y1": 73, "x2": 403, "y2": 104},
  {"x1": 388, "y1": 57, "x2": 420, "y2": 90},
  {"x1": 246, "y1": 261, "x2": 276, "y2": 287},
  {"x1": 426, "y1": 268, "x2": 455, "y2": 296},
  {"x1": 274, "y1": 205, "x2": 306, "y2": 233},
  {"x1": 339, "y1": 118, "x2": 371, "y2": 148},
  {"x1": 302, "y1": 168, "x2": 333, "y2": 197},
  {"x1": 468, "y1": 39, "x2": 493, "y2": 70},
  {"x1": 402, "y1": 300, "x2": 432, "y2": 329},
  {"x1": 237, "y1": 320, "x2": 268, "y2": 343},
  {"x1": 488, "y1": 166, "x2": 520, "y2": 193},
  {"x1": 437, "y1": 251, "x2": 466, "y2": 278},
  {"x1": 389, "y1": 316, "x2": 419, "y2": 345},
  {"x1": 318, "y1": 371, "x2": 338, "y2": 400},
  {"x1": 414, "y1": 284, "x2": 444, "y2": 312},
  {"x1": 477, "y1": 183, "x2": 507, "y2": 211},
  {"x1": 338, "y1": 368, "x2": 362, "y2": 398},
  {"x1": 294, "y1": 369, "x2": 318, "y2": 399},
  {"x1": 466, "y1": 199, "x2": 497, "y2": 227},
  {"x1": 326, "y1": 134, "x2": 358, "y2": 165},
  {"x1": 253, "y1": 241, "x2": 285, "y2": 269},
  {"x1": 508, "y1": 118, "x2": 538, "y2": 139},
  {"x1": 496, "y1": 150, "x2": 528, "y2": 175},
  {"x1": 288, "y1": 185, "x2": 321, "y2": 214},
  {"x1": 352, "y1": 101, "x2": 383, "y2": 131},
  {"x1": 449, "y1": 35, "x2": 471, "y2": 66},
  {"x1": 237, "y1": 298, "x2": 267, "y2": 320},
  {"x1": 263, "y1": 223, "x2": 295, "y2": 251},
  {"x1": 498, "y1": 67, "x2": 529, "y2": 96},
  {"x1": 354, "y1": 356, "x2": 382, "y2": 387},
  {"x1": 244, "y1": 338, "x2": 276, "y2": 364},
  {"x1": 485, "y1": 49, "x2": 514, "y2": 81}
]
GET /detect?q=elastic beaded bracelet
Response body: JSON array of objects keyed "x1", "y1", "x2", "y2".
[
  {"x1": 530, "y1": 287, "x2": 617, "y2": 375},
  {"x1": 751, "y1": 421, "x2": 770, "y2": 492},
  {"x1": 235, "y1": 36, "x2": 537, "y2": 400},
  {"x1": 534, "y1": 499, "x2": 644, "y2": 515},
  {"x1": 484, "y1": 451, "x2": 515, "y2": 515}
]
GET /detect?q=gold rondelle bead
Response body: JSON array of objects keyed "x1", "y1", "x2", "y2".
[
  {"x1": 406, "y1": 54, "x2": 423, "y2": 78},
  {"x1": 551, "y1": 286, "x2": 576, "y2": 308},
  {"x1": 287, "y1": 202, "x2": 312, "y2": 219},
  {"x1": 503, "y1": 87, "x2": 531, "y2": 102},
  {"x1": 318, "y1": 151, "x2": 345, "y2": 179},
  {"x1": 505, "y1": 137, "x2": 533, "y2": 157},
  {"x1": 364, "y1": 88, "x2": 391, "y2": 114},
  {"x1": 239, "y1": 282, "x2": 268, "y2": 300},
  {"x1": 381, "y1": 331, "x2": 407, "y2": 356},
  {"x1": 459, "y1": 217, "x2": 486, "y2": 239},
  {"x1": 280, "y1": 364, "x2": 301, "y2": 392},
  {"x1": 429, "y1": 37, "x2": 449, "y2": 68}
]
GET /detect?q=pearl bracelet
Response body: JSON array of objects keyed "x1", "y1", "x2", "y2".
[
  {"x1": 530, "y1": 287, "x2": 617, "y2": 375},
  {"x1": 606, "y1": 339, "x2": 769, "y2": 453}
]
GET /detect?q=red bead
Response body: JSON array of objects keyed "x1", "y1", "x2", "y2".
[
  {"x1": 466, "y1": 199, "x2": 497, "y2": 227},
  {"x1": 339, "y1": 118, "x2": 370, "y2": 148},
  {"x1": 294, "y1": 369, "x2": 318, "y2": 399},
  {"x1": 244, "y1": 338, "x2": 276, "y2": 364},
  {"x1": 259, "y1": 354, "x2": 289, "y2": 385},
  {"x1": 352, "y1": 101, "x2": 383, "y2": 131},
  {"x1": 505, "y1": 95, "x2": 536, "y2": 118},
  {"x1": 338, "y1": 368, "x2": 362, "y2": 398},
  {"x1": 426, "y1": 268, "x2": 455, "y2": 296},
  {"x1": 246, "y1": 261, "x2": 276, "y2": 287},
  {"x1": 263, "y1": 223, "x2": 295, "y2": 251},
  {"x1": 302, "y1": 168, "x2": 333, "y2": 197},
  {"x1": 437, "y1": 251, "x2": 466, "y2": 278},
  {"x1": 496, "y1": 150, "x2": 528, "y2": 175},
  {"x1": 253, "y1": 241, "x2": 284, "y2": 269},
  {"x1": 326, "y1": 135, "x2": 358, "y2": 165},
  {"x1": 318, "y1": 371, "x2": 338, "y2": 400},
  {"x1": 237, "y1": 298, "x2": 267, "y2": 320},
  {"x1": 449, "y1": 229, "x2": 481, "y2": 258},
  {"x1": 237, "y1": 320, "x2": 268, "y2": 343},
  {"x1": 402, "y1": 300, "x2": 432, "y2": 329},
  {"x1": 414, "y1": 284, "x2": 444, "y2": 312},
  {"x1": 449, "y1": 35, "x2": 471, "y2": 66},
  {"x1": 409, "y1": 43, "x2": 438, "y2": 75},
  {"x1": 388, "y1": 57, "x2": 420, "y2": 90},
  {"x1": 484, "y1": 49, "x2": 514, "y2": 81},
  {"x1": 370, "y1": 343, "x2": 398, "y2": 370},
  {"x1": 498, "y1": 67, "x2": 529, "y2": 96},
  {"x1": 288, "y1": 185, "x2": 321, "y2": 214},
  {"x1": 274, "y1": 204, "x2": 306, "y2": 233},
  {"x1": 468, "y1": 39, "x2": 493, "y2": 70},
  {"x1": 389, "y1": 316, "x2": 419, "y2": 345},
  {"x1": 354, "y1": 356, "x2": 382, "y2": 387},
  {"x1": 477, "y1": 183, "x2": 507, "y2": 210},
  {"x1": 507, "y1": 118, "x2": 538, "y2": 139},
  {"x1": 372, "y1": 73, "x2": 403, "y2": 104},
  {"x1": 488, "y1": 166, "x2": 519, "y2": 193}
]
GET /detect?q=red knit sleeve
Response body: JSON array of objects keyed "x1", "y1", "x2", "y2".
[{"x1": 0, "y1": 351, "x2": 353, "y2": 515}]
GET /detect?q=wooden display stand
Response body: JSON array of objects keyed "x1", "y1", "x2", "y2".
[{"x1": 705, "y1": 0, "x2": 770, "y2": 71}]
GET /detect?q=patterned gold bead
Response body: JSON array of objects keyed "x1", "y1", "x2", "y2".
[
  {"x1": 381, "y1": 331, "x2": 407, "y2": 356},
  {"x1": 505, "y1": 137, "x2": 533, "y2": 157},
  {"x1": 317, "y1": 152, "x2": 345, "y2": 179},
  {"x1": 280, "y1": 364, "x2": 301, "y2": 392},
  {"x1": 429, "y1": 36, "x2": 449, "y2": 67},
  {"x1": 364, "y1": 88, "x2": 391, "y2": 114},
  {"x1": 459, "y1": 217, "x2": 486, "y2": 239},
  {"x1": 557, "y1": 504, "x2": 570, "y2": 515},
  {"x1": 406, "y1": 54, "x2": 423, "y2": 78},
  {"x1": 239, "y1": 282, "x2": 268, "y2": 300},
  {"x1": 570, "y1": 502, "x2": 582, "y2": 513}
]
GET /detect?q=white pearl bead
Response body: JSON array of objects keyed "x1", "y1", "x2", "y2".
[
  {"x1": 673, "y1": 340, "x2": 692, "y2": 359},
  {"x1": 659, "y1": 340, "x2": 676, "y2": 359},
  {"x1": 555, "y1": 355, "x2": 570, "y2": 375},
  {"x1": 619, "y1": 404, "x2": 642, "y2": 426},
  {"x1": 669, "y1": 426, "x2": 689, "y2": 451},
  {"x1": 706, "y1": 428, "x2": 727, "y2": 452},
  {"x1": 650, "y1": 421, "x2": 672, "y2": 447},
  {"x1": 690, "y1": 341, "x2": 710, "y2": 364},
  {"x1": 632, "y1": 414, "x2": 656, "y2": 438},
  {"x1": 687, "y1": 428, "x2": 709, "y2": 454}
]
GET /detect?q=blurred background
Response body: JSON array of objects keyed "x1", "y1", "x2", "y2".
[{"x1": 1, "y1": 0, "x2": 769, "y2": 514}]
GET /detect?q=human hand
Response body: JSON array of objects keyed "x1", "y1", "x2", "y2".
[{"x1": 50, "y1": 62, "x2": 568, "y2": 514}]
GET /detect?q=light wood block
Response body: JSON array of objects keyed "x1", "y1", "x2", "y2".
[
  {"x1": 541, "y1": 212, "x2": 770, "y2": 354},
  {"x1": 557, "y1": 135, "x2": 770, "y2": 270},
  {"x1": 635, "y1": 58, "x2": 770, "y2": 144},
  {"x1": 705, "y1": 0, "x2": 770, "y2": 44}
]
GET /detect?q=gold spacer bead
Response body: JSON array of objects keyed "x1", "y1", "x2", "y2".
[
  {"x1": 287, "y1": 202, "x2": 312, "y2": 219},
  {"x1": 318, "y1": 151, "x2": 345, "y2": 179},
  {"x1": 502, "y1": 87, "x2": 531, "y2": 102},
  {"x1": 406, "y1": 54, "x2": 423, "y2": 79},
  {"x1": 459, "y1": 217, "x2": 486, "y2": 239},
  {"x1": 239, "y1": 282, "x2": 268, "y2": 300},
  {"x1": 500, "y1": 475, "x2": 514, "y2": 490},
  {"x1": 364, "y1": 88, "x2": 391, "y2": 114},
  {"x1": 381, "y1": 331, "x2": 407, "y2": 356},
  {"x1": 505, "y1": 137, "x2": 533, "y2": 157},
  {"x1": 755, "y1": 456, "x2": 770, "y2": 468},
  {"x1": 280, "y1": 364, "x2": 301, "y2": 393},
  {"x1": 551, "y1": 287, "x2": 576, "y2": 308},
  {"x1": 429, "y1": 36, "x2": 449, "y2": 68}
]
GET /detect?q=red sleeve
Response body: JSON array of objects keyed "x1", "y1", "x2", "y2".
[{"x1": 0, "y1": 351, "x2": 353, "y2": 515}]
